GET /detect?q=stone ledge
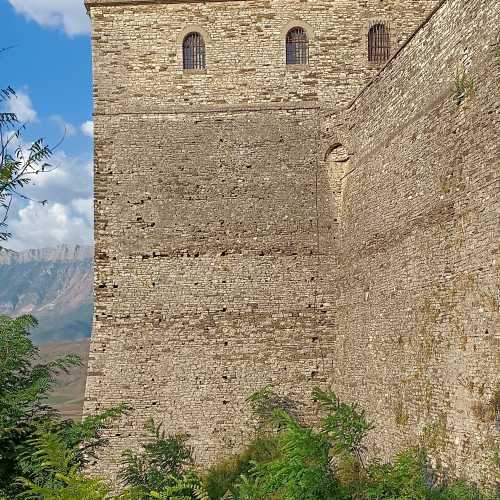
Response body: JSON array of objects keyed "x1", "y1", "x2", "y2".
[
  {"x1": 93, "y1": 100, "x2": 321, "y2": 116},
  {"x1": 85, "y1": 0, "x2": 250, "y2": 9}
]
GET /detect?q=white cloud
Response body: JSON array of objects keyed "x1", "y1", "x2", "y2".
[
  {"x1": 7, "y1": 200, "x2": 93, "y2": 251},
  {"x1": 71, "y1": 198, "x2": 93, "y2": 224},
  {"x1": 5, "y1": 89, "x2": 37, "y2": 123},
  {"x1": 8, "y1": 0, "x2": 90, "y2": 36},
  {"x1": 28, "y1": 150, "x2": 92, "y2": 196},
  {"x1": 51, "y1": 115, "x2": 76, "y2": 137},
  {"x1": 80, "y1": 120, "x2": 94, "y2": 138},
  {"x1": 7, "y1": 149, "x2": 94, "y2": 250}
]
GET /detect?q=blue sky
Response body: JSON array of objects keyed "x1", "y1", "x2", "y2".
[{"x1": 1, "y1": 0, "x2": 93, "y2": 250}]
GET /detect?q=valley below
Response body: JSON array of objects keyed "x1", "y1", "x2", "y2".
[{"x1": 0, "y1": 244, "x2": 93, "y2": 418}]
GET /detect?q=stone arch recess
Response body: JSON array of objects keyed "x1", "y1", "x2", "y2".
[
  {"x1": 325, "y1": 144, "x2": 350, "y2": 231},
  {"x1": 280, "y1": 20, "x2": 315, "y2": 42},
  {"x1": 176, "y1": 25, "x2": 211, "y2": 69},
  {"x1": 280, "y1": 20, "x2": 315, "y2": 65}
]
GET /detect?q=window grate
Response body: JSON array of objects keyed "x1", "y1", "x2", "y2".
[
  {"x1": 286, "y1": 27, "x2": 309, "y2": 65},
  {"x1": 183, "y1": 32, "x2": 206, "y2": 70},
  {"x1": 368, "y1": 22, "x2": 390, "y2": 63}
]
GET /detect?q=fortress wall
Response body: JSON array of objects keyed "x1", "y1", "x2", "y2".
[
  {"x1": 324, "y1": 0, "x2": 499, "y2": 481},
  {"x1": 88, "y1": 0, "x2": 436, "y2": 113},
  {"x1": 85, "y1": 106, "x2": 341, "y2": 477},
  {"x1": 85, "y1": 0, "x2": 498, "y2": 484}
]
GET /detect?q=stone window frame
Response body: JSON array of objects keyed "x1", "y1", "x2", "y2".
[
  {"x1": 281, "y1": 20, "x2": 315, "y2": 71},
  {"x1": 177, "y1": 25, "x2": 211, "y2": 74}
]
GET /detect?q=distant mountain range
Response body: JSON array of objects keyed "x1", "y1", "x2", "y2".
[{"x1": 0, "y1": 244, "x2": 93, "y2": 344}]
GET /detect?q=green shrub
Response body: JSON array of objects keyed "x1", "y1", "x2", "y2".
[
  {"x1": 313, "y1": 387, "x2": 373, "y2": 459},
  {"x1": 150, "y1": 471, "x2": 209, "y2": 500},
  {"x1": 119, "y1": 419, "x2": 203, "y2": 498},
  {"x1": 211, "y1": 388, "x2": 496, "y2": 500},
  {"x1": 204, "y1": 435, "x2": 279, "y2": 499},
  {"x1": 243, "y1": 409, "x2": 343, "y2": 500},
  {"x1": 438, "y1": 480, "x2": 491, "y2": 500},
  {"x1": 363, "y1": 448, "x2": 430, "y2": 499},
  {"x1": 17, "y1": 427, "x2": 111, "y2": 499}
]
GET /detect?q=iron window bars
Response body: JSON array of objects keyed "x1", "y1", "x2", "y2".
[
  {"x1": 368, "y1": 22, "x2": 390, "y2": 63},
  {"x1": 286, "y1": 27, "x2": 309, "y2": 65},
  {"x1": 183, "y1": 32, "x2": 206, "y2": 70}
]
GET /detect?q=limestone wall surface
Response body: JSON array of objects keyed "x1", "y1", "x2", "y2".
[
  {"x1": 85, "y1": 106, "x2": 341, "y2": 476},
  {"x1": 86, "y1": 0, "x2": 436, "y2": 112},
  {"x1": 323, "y1": 0, "x2": 499, "y2": 482},
  {"x1": 84, "y1": 0, "x2": 499, "y2": 485}
]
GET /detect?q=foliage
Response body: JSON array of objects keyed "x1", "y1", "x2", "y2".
[
  {"x1": 0, "y1": 313, "x2": 124, "y2": 498},
  {"x1": 203, "y1": 388, "x2": 495, "y2": 500},
  {"x1": 313, "y1": 387, "x2": 373, "y2": 460},
  {"x1": 16, "y1": 405, "x2": 127, "y2": 489},
  {"x1": 246, "y1": 387, "x2": 297, "y2": 427},
  {"x1": 0, "y1": 314, "x2": 81, "y2": 496},
  {"x1": 453, "y1": 67, "x2": 474, "y2": 105},
  {"x1": 204, "y1": 436, "x2": 279, "y2": 499},
  {"x1": 17, "y1": 420, "x2": 208, "y2": 500},
  {"x1": 0, "y1": 84, "x2": 54, "y2": 242},
  {"x1": 219, "y1": 388, "x2": 371, "y2": 499},
  {"x1": 149, "y1": 471, "x2": 210, "y2": 500},
  {"x1": 240, "y1": 408, "x2": 343, "y2": 500},
  {"x1": 362, "y1": 448, "x2": 431, "y2": 499},
  {"x1": 118, "y1": 419, "x2": 195, "y2": 496},
  {"x1": 0, "y1": 314, "x2": 81, "y2": 429},
  {"x1": 18, "y1": 427, "x2": 111, "y2": 499}
]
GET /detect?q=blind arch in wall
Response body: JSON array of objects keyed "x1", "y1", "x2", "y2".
[{"x1": 325, "y1": 144, "x2": 350, "y2": 228}]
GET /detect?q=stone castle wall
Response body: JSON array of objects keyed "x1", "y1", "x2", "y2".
[
  {"x1": 84, "y1": 0, "x2": 498, "y2": 484},
  {"x1": 87, "y1": 0, "x2": 435, "y2": 112},
  {"x1": 86, "y1": 105, "x2": 342, "y2": 475},
  {"x1": 323, "y1": 0, "x2": 499, "y2": 481}
]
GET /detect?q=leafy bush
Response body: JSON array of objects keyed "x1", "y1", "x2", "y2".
[
  {"x1": 149, "y1": 471, "x2": 209, "y2": 500},
  {"x1": 202, "y1": 388, "x2": 495, "y2": 500},
  {"x1": 0, "y1": 319, "x2": 495, "y2": 500},
  {"x1": 0, "y1": 314, "x2": 79, "y2": 497},
  {"x1": 119, "y1": 419, "x2": 205, "y2": 499},
  {"x1": 18, "y1": 428, "x2": 111, "y2": 499},
  {"x1": 0, "y1": 314, "x2": 80, "y2": 429},
  {"x1": 204, "y1": 436, "x2": 279, "y2": 500},
  {"x1": 313, "y1": 387, "x2": 373, "y2": 460},
  {"x1": 0, "y1": 313, "x2": 125, "y2": 498},
  {"x1": 241, "y1": 409, "x2": 343, "y2": 500},
  {"x1": 362, "y1": 449, "x2": 431, "y2": 499}
]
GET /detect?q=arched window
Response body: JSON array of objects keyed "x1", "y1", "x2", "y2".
[
  {"x1": 183, "y1": 32, "x2": 206, "y2": 70},
  {"x1": 368, "y1": 23, "x2": 390, "y2": 63},
  {"x1": 286, "y1": 27, "x2": 309, "y2": 65}
]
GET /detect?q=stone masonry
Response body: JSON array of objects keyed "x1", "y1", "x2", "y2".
[
  {"x1": 84, "y1": 0, "x2": 499, "y2": 484},
  {"x1": 321, "y1": 0, "x2": 499, "y2": 481}
]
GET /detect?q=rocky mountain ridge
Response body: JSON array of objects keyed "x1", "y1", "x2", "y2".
[
  {"x1": 0, "y1": 244, "x2": 93, "y2": 343},
  {"x1": 0, "y1": 244, "x2": 93, "y2": 265}
]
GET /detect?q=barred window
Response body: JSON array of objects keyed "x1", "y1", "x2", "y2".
[
  {"x1": 286, "y1": 27, "x2": 309, "y2": 65},
  {"x1": 183, "y1": 32, "x2": 206, "y2": 70},
  {"x1": 368, "y1": 23, "x2": 390, "y2": 63}
]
